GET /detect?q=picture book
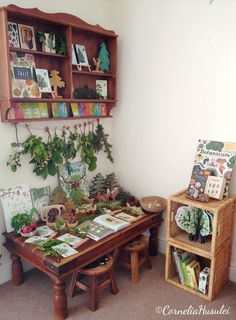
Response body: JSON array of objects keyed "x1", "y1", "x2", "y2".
[
  {"x1": 94, "y1": 214, "x2": 130, "y2": 232},
  {"x1": 78, "y1": 220, "x2": 114, "y2": 241},
  {"x1": 187, "y1": 260, "x2": 201, "y2": 290},
  {"x1": 24, "y1": 236, "x2": 47, "y2": 246},
  {"x1": 186, "y1": 169, "x2": 211, "y2": 200},
  {"x1": 57, "y1": 233, "x2": 83, "y2": 247},
  {"x1": 42, "y1": 33, "x2": 56, "y2": 53},
  {"x1": 114, "y1": 212, "x2": 137, "y2": 223},
  {"x1": 172, "y1": 248, "x2": 185, "y2": 285},
  {"x1": 100, "y1": 103, "x2": 107, "y2": 116},
  {"x1": 22, "y1": 103, "x2": 32, "y2": 119},
  {"x1": 8, "y1": 22, "x2": 20, "y2": 48},
  {"x1": 94, "y1": 103, "x2": 102, "y2": 116},
  {"x1": 0, "y1": 183, "x2": 33, "y2": 233},
  {"x1": 96, "y1": 80, "x2": 107, "y2": 99},
  {"x1": 18, "y1": 24, "x2": 36, "y2": 50},
  {"x1": 204, "y1": 176, "x2": 226, "y2": 200},
  {"x1": 75, "y1": 44, "x2": 89, "y2": 66},
  {"x1": 180, "y1": 252, "x2": 196, "y2": 287},
  {"x1": 51, "y1": 243, "x2": 78, "y2": 258},
  {"x1": 30, "y1": 186, "x2": 50, "y2": 211},
  {"x1": 190, "y1": 140, "x2": 236, "y2": 197},
  {"x1": 38, "y1": 103, "x2": 49, "y2": 118},
  {"x1": 51, "y1": 103, "x2": 68, "y2": 118},
  {"x1": 36, "y1": 69, "x2": 52, "y2": 93},
  {"x1": 10, "y1": 52, "x2": 41, "y2": 98},
  {"x1": 78, "y1": 103, "x2": 87, "y2": 117},
  {"x1": 11, "y1": 103, "x2": 24, "y2": 120},
  {"x1": 36, "y1": 225, "x2": 55, "y2": 237},
  {"x1": 58, "y1": 161, "x2": 89, "y2": 196},
  {"x1": 84, "y1": 103, "x2": 91, "y2": 117},
  {"x1": 72, "y1": 44, "x2": 78, "y2": 65},
  {"x1": 71, "y1": 103, "x2": 80, "y2": 117}
]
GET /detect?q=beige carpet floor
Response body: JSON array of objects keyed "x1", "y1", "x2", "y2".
[{"x1": 0, "y1": 254, "x2": 235, "y2": 320}]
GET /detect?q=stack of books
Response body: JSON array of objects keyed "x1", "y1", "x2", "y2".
[{"x1": 172, "y1": 247, "x2": 209, "y2": 294}]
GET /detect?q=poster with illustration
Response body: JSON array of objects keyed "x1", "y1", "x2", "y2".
[
  {"x1": 0, "y1": 184, "x2": 32, "y2": 232},
  {"x1": 188, "y1": 140, "x2": 236, "y2": 198}
]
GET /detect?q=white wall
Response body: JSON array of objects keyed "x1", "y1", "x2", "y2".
[
  {"x1": 0, "y1": 0, "x2": 114, "y2": 284},
  {"x1": 111, "y1": 0, "x2": 236, "y2": 281}
]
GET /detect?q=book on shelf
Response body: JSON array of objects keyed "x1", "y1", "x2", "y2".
[
  {"x1": 96, "y1": 80, "x2": 107, "y2": 99},
  {"x1": 18, "y1": 24, "x2": 36, "y2": 50},
  {"x1": 51, "y1": 102, "x2": 68, "y2": 118},
  {"x1": 71, "y1": 103, "x2": 80, "y2": 117},
  {"x1": 172, "y1": 248, "x2": 185, "y2": 285},
  {"x1": 186, "y1": 169, "x2": 211, "y2": 200},
  {"x1": 8, "y1": 22, "x2": 20, "y2": 48},
  {"x1": 180, "y1": 252, "x2": 196, "y2": 287},
  {"x1": 187, "y1": 260, "x2": 201, "y2": 290},
  {"x1": 190, "y1": 140, "x2": 236, "y2": 197},
  {"x1": 10, "y1": 52, "x2": 41, "y2": 98},
  {"x1": 10, "y1": 102, "x2": 49, "y2": 120},
  {"x1": 72, "y1": 44, "x2": 78, "y2": 65},
  {"x1": 35, "y1": 69, "x2": 52, "y2": 93}
]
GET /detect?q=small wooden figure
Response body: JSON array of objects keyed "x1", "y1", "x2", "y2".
[
  {"x1": 92, "y1": 58, "x2": 102, "y2": 72},
  {"x1": 49, "y1": 69, "x2": 65, "y2": 99}
]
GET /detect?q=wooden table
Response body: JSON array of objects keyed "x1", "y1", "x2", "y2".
[{"x1": 3, "y1": 212, "x2": 163, "y2": 320}]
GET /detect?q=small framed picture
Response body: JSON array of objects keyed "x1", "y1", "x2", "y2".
[
  {"x1": 204, "y1": 176, "x2": 226, "y2": 200},
  {"x1": 8, "y1": 22, "x2": 20, "y2": 48},
  {"x1": 36, "y1": 68, "x2": 52, "y2": 93},
  {"x1": 18, "y1": 24, "x2": 36, "y2": 50},
  {"x1": 75, "y1": 44, "x2": 89, "y2": 66},
  {"x1": 96, "y1": 80, "x2": 107, "y2": 99}
]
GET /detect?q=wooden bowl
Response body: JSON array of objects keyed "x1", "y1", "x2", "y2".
[{"x1": 140, "y1": 196, "x2": 167, "y2": 213}]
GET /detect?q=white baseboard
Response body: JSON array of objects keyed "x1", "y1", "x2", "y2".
[{"x1": 157, "y1": 238, "x2": 236, "y2": 283}]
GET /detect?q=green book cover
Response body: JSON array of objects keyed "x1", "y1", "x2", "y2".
[
  {"x1": 38, "y1": 103, "x2": 49, "y2": 118},
  {"x1": 181, "y1": 253, "x2": 195, "y2": 287},
  {"x1": 71, "y1": 103, "x2": 80, "y2": 117},
  {"x1": 51, "y1": 103, "x2": 59, "y2": 117},
  {"x1": 23, "y1": 104, "x2": 32, "y2": 119},
  {"x1": 30, "y1": 103, "x2": 40, "y2": 119}
]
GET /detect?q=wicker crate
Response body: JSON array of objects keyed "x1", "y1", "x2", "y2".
[{"x1": 165, "y1": 189, "x2": 235, "y2": 300}]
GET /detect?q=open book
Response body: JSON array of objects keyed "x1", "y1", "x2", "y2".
[
  {"x1": 78, "y1": 214, "x2": 130, "y2": 241},
  {"x1": 94, "y1": 214, "x2": 130, "y2": 232}
]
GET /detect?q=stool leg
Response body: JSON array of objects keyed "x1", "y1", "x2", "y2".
[
  {"x1": 68, "y1": 272, "x2": 79, "y2": 297},
  {"x1": 130, "y1": 251, "x2": 139, "y2": 284},
  {"x1": 89, "y1": 275, "x2": 98, "y2": 312},
  {"x1": 108, "y1": 269, "x2": 118, "y2": 294},
  {"x1": 144, "y1": 248, "x2": 152, "y2": 270}
]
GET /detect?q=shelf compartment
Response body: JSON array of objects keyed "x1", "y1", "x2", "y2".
[
  {"x1": 168, "y1": 232, "x2": 212, "y2": 259},
  {"x1": 165, "y1": 243, "x2": 212, "y2": 300}
]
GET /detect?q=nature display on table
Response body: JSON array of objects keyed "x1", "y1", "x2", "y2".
[{"x1": 186, "y1": 140, "x2": 236, "y2": 202}]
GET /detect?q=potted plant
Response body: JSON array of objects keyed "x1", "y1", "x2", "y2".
[{"x1": 55, "y1": 217, "x2": 66, "y2": 231}]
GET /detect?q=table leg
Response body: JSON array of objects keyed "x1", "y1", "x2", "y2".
[
  {"x1": 11, "y1": 254, "x2": 24, "y2": 285},
  {"x1": 53, "y1": 278, "x2": 68, "y2": 320},
  {"x1": 149, "y1": 225, "x2": 159, "y2": 256}
]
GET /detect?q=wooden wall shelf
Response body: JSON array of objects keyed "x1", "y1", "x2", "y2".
[{"x1": 0, "y1": 5, "x2": 117, "y2": 122}]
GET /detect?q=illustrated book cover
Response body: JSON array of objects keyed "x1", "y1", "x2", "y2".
[
  {"x1": 0, "y1": 183, "x2": 32, "y2": 233},
  {"x1": 51, "y1": 103, "x2": 68, "y2": 118},
  {"x1": 188, "y1": 140, "x2": 236, "y2": 198},
  {"x1": 30, "y1": 186, "x2": 50, "y2": 211},
  {"x1": 10, "y1": 52, "x2": 41, "y2": 98},
  {"x1": 36, "y1": 69, "x2": 52, "y2": 93},
  {"x1": 78, "y1": 220, "x2": 114, "y2": 241},
  {"x1": 96, "y1": 80, "x2": 107, "y2": 99},
  {"x1": 94, "y1": 214, "x2": 130, "y2": 232},
  {"x1": 8, "y1": 22, "x2": 20, "y2": 48},
  {"x1": 18, "y1": 24, "x2": 36, "y2": 50}
]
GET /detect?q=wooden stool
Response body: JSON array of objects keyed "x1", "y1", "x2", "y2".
[
  {"x1": 120, "y1": 235, "x2": 152, "y2": 284},
  {"x1": 68, "y1": 255, "x2": 118, "y2": 311}
]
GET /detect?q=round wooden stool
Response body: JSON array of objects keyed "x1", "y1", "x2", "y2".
[
  {"x1": 68, "y1": 255, "x2": 118, "y2": 311},
  {"x1": 120, "y1": 235, "x2": 152, "y2": 284}
]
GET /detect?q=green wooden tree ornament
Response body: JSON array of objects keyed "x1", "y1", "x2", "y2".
[{"x1": 97, "y1": 42, "x2": 110, "y2": 72}]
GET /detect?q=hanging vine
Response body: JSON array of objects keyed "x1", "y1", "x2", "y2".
[{"x1": 7, "y1": 121, "x2": 113, "y2": 179}]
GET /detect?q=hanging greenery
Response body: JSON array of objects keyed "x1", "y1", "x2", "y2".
[{"x1": 7, "y1": 121, "x2": 113, "y2": 180}]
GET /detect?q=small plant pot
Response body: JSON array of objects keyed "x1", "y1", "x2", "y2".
[
  {"x1": 46, "y1": 221, "x2": 55, "y2": 229},
  {"x1": 67, "y1": 221, "x2": 78, "y2": 229}
]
